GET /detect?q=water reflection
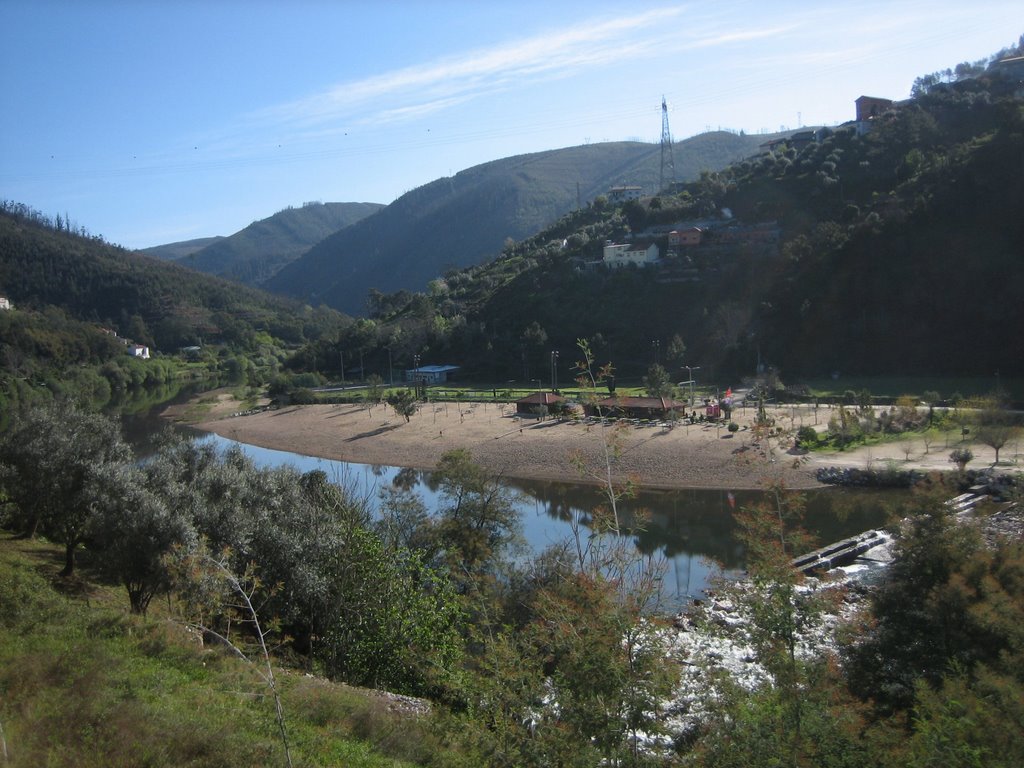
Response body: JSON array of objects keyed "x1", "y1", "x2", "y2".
[{"x1": 119, "y1": 410, "x2": 898, "y2": 608}]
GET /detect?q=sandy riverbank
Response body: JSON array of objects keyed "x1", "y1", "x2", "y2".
[
  {"x1": 162, "y1": 392, "x2": 1018, "y2": 490},
  {"x1": 164, "y1": 392, "x2": 816, "y2": 490}
]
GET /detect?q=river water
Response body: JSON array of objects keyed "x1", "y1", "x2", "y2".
[{"x1": 123, "y1": 409, "x2": 897, "y2": 608}]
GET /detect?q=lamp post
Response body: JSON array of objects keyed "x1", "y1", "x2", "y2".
[
  {"x1": 550, "y1": 351, "x2": 560, "y2": 392},
  {"x1": 683, "y1": 365, "x2": 700, "y2": 406},
  {"x1": 386, "y1": 347, "x2": 393, "y2": 386},
  {"x1": 651, "y1": 339, "x2": 660, "y2": 365}
]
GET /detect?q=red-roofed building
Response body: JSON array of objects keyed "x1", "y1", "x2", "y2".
[
  {"x1": 516, "y1": 391, "x2": 572, "y2": 416},
  {"x1": 585, "y1": 396, "x2": 686, "y2": 419}
]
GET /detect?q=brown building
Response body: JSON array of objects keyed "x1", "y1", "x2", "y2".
[
  {"x1": 516, "y1": 391, "x2": 571, "y2": 416},
  {"x1": 855, "y1": 95, "x2": 893, "y2": 122},
  {"x1": 669, "y1": 227, "x2": 702, "y2": 247},
  {"x1": 585, "y1": 396, "x2": 686, "y2": 420}
]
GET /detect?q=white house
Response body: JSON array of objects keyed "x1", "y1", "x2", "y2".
[
  {"x1": 128, "y1": 344, "x2": 151, "y2": 359},
  {"x1": 602, "y1": 241, "x2": 660, "y2": 269},
  {"x1": 0, "y1": 297, "x2": 11, "y2": 310},
  {"x1": 608, "y1": 185, "x2": 643, "y2": 203}
]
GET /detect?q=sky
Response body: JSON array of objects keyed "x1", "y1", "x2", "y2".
[{"x1": 2, "y1": 1, "x2": 1020, "y2": 250}]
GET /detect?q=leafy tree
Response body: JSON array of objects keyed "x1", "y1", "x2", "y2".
[
  {"x1": 387, "y1": 388, "x2": 418, "y2": 421},
  {"x1": 843, "y1": 479, "x2": 1013, "y2": 714},
  {"x1": 375, "y1": 483, "x2": 435, "y2": 556},
  {"x1": 641, "y1": 362, "x2": 678, "y2": 399},
  {"x1": 431, "y1": 448, "x2": 521, "y2": 585},
  {"x1": 666, "y1": 333, "x2": 687, "y2": 369},
  {"x1": 90, "y1": 463, "x2": 197, "y2": 614},
  {"x1": 950, "y1": 447, "x2": 974, "y2": 470},
  {"x1": 0, "y1": 402, "x2": 132, "y2": 576},
  {"x1": 973, "y1": 395, "x2": 1017, "y2": 465}
]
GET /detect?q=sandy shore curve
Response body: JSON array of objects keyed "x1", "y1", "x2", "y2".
[{"x1": 171, "y1": 395, "x2": 833, "y2": 490}]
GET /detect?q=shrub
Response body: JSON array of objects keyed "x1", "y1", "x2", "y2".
[
  {"x1": 797, "y1": 425, "x2": 819, "y2": 448},
  {"x1": 949, "y1": 447, "x2": 973, "y2": 470}
]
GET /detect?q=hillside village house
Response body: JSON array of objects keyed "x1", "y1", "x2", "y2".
[
  {"x1": 602, "y1": 241, "x2": 660, "y2": 269},
  {"x1": 607, "y1": 185, "x2": 643, "y2": 203},
  {"x1": 855, "y1": 95, "x2": 894, "y2": 121},
  {"x1": 669, "y1": 228, "x2": 702, "y2": 248},
  {"x1": 128, "y1": 344, "x2": 151, "y2": 359},
  {"x1": 0, "y1": 297, "x2": 11, "y2": 310}
]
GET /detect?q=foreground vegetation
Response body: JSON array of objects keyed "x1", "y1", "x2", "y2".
[
  {"x1": 2, "y1": 396, "x2": 1023, "y2": 765},
  {"x1": 0, "y1": 535, "x2": 443, "y2": 767}
]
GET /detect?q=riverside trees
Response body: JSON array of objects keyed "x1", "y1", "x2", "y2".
[
  {"x1": 0, "y1": 406, "x2": 465, "y2": 697},
  {"x1": 0, "y1": 402, "x2": 133, "y2": 576}
]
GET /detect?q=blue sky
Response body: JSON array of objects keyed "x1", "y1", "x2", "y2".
[{"x1": 2, "y1": 1, "x2": 1020, "y2": 249}]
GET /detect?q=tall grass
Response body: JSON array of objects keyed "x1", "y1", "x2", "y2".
[{"x1": 0, "y1": 534, "x2": 447, "y2": 767}]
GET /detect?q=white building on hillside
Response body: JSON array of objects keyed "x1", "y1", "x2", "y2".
[{"x1": 602, "y1": 241, "x2": 660, "y2": 269}]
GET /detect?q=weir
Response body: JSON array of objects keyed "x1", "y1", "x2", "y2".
[{"x1": 792, "y1": 484, "x2": 993, "y2": 576}]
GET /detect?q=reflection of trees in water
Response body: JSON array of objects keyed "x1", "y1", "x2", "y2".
[
  {"x1": 391, "y1": 466, "x2": 428, "y2": 492},
  {"x1": 506, "y1": 480, "x2": 896, "y2": 573},
  {"x1": 509, "y1": 479, "x2": 745, "y2": 568}
]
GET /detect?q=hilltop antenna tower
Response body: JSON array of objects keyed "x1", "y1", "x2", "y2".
[{"x1": 659, "y1": 96, "x2": 676, "y2": 191}]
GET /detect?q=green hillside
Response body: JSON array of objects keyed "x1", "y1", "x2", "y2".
[
  {"x1": 266, "y1": 132, "x2": 780, "y2": 315},
  {"x1": 174, "y1": 201, "x2": 384, "y2": 286},
  {"x1": 142, "y1": 236, "x2": 224, "y2": 261},
  {"x1": 0, "y1": 205, "x2": 352, "y2": 415},
  {"x1": 286, "y1": 54, "x2": 1024, "y2": 383},
  {"x1": 0, "y1": 207, "x2": 350, "y2": 352}
]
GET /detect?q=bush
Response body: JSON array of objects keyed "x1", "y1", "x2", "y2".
[
  {"x1": 797, "y1": 425, "x2": 819, "y2": 448},
  {"x1": 949, "y1": 447, "x2": 973, "y2": 470}
]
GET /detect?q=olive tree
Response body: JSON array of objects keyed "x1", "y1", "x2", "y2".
[
  {"x1": 0, "y1": 403, "x2": 132, "y2": 576},
  {"x1": 90, "y1": 463, "x2": 197, "y2": 614}
]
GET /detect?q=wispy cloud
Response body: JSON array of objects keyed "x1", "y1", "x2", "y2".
[
  {"x1": 685, "y1": 25, "x2": 798, "y2": 50},
  {"x1": 191, "y1": 6, "x2": 816, "y2": 163},
  {"x1": 250, "y1": 7, "x2": 691, "y2": 132}
]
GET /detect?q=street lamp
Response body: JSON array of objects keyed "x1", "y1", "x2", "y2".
[
  {"x1": 681, "y1": 365, "x2": 700, "y2": 406},
  {"x1": 386, "y1": 347, "x2": 393, "y2": 386},
  {"x1": 550, "y1": 350, "x2": 560, "y2": 392},
  {"x1": 651, "y1": 339, "x2": 660, "y2": 365}
]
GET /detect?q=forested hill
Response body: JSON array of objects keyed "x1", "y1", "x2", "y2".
[
  {"x1": 471, "y1": 68, "x2": 1024, "y2": 379},
  {"x1": 142, "y1": 236, "x2": 224, "y2": 261},
  {"x1": 309, "y1": 58, "x2": 1024, "y2": 381},
  {"x1": 0, "y1": 206, "x2": 349, "y2": 354},
  {"x1": 265, "y1": 132, "x2": 780, "y2": 315},
  {"x1": 166, "y1": 201, "x2": 384, "y2": 287}
]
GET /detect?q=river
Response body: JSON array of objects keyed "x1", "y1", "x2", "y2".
[{"x1": 123, "y1": 408, "x2": 897, "y2": 608}]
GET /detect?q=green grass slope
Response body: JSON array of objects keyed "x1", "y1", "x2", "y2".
[{"x1": 0, "y1": 534, "x2": 446, "y2": 767}]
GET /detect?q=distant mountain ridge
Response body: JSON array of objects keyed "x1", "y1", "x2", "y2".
[
  {"x1": 142, "y1": 237, "x2": 224, "y2": 261},
  {"x1": 170, "y1": 202, "x2": 384, "y2": 287},
  {"x1": 265, "y1": 132, "x2": 782, "y2": 315}
]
